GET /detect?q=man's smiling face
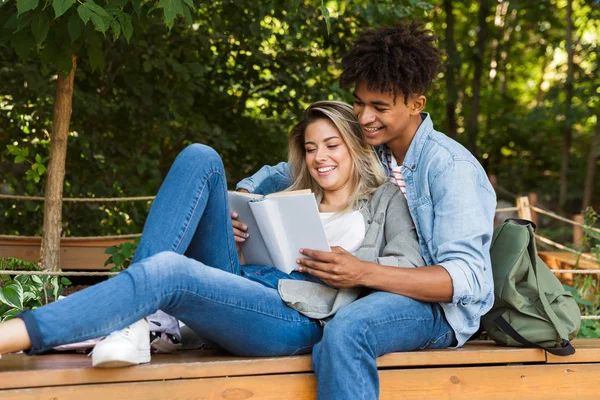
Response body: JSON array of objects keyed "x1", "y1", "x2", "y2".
[{"x1": 352, "y1": 81, "x2": 424, "y2": 151}]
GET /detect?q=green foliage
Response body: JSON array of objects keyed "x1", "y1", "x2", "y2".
[
  {"x1": 0, "y1": 258, "x2": 72, "y2": 321},
  {"x1": 562, "y1": 206, "x2": 600, "y2": 338},
  {"x1": 104, "y1": 237, "x2": 139, "y2": 271}
]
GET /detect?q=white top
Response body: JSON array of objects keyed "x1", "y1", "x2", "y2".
[{"x1": 319, "y1": 210, "x2": 366, "y2": 255}]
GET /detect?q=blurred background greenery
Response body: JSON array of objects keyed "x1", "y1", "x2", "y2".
[{"x1": 1, "y1": 0, "x2": 599, "y2": 239}]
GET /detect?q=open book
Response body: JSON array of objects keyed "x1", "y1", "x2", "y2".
[{"x1": 228, "y1": 190, "x2": 331, "y2": 274}]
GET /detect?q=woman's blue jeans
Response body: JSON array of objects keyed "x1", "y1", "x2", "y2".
[{"x1": 19, "y1": 144, "x2": 455, "y2": 399}]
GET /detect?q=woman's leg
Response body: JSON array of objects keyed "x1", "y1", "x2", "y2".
[
  {"x1": 132, "y1": 144, "x2": 239, "y2": 275},
  {"x1": 17, "y1": 252, "x2": 321, "y2": 356},
  {"x1": 311, "y1": 292, "x2": 455, "y2": 400}
]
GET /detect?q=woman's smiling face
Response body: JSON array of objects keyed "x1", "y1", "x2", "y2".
[{"x1": 304, "y1": 118, "x2": 353, "y2": 194}]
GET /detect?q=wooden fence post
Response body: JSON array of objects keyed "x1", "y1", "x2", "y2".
[
  {"x1": 527, "y1": 192, "x2": 538, "y2": 227},
  {"x1": 517, "y1": 196, "x2": 532, "y2": 221},
  {"x1": 573, "y1": 214, "x2": 584, "y2": 249}
]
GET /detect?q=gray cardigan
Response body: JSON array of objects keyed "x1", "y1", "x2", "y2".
[{"x1": 278, "y1": 183, "x2": 425, "y2": 320}]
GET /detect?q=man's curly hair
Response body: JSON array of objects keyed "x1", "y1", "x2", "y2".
[{"x1": 340, "y1": 21, "x2": 441, "y2": 104}]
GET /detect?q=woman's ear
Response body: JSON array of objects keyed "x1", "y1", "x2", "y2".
[{"x1": 410, "y1": 95, "x2": 426, "y2": 115}]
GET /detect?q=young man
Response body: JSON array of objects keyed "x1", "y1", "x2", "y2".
[{"x1": 235, "y1": 22, "x2": 496, "y2": 399}]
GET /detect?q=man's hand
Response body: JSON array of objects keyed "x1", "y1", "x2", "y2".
[{"x1": 297, "y1": 246, "x2": 367, "y2": 288}]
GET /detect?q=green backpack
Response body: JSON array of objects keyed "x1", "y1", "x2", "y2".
[{"x1": 481, "y1": 219, "x2": 581, "y2": 356}]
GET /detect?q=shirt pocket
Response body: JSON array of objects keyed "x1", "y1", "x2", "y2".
[
  {"x1": 411, "y1": 196, "x2": 434, "y2": 245},
  {"x1": 359, "y1": 212, "x2": 385, "y2": 249}
]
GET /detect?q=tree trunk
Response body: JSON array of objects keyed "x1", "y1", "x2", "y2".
[
  {"x1": 444, "y1": 0, "x2": 459, "y2": 139},
  {"x1": 466, "y1": 0, "x2": 490, "y2": 157},
  {"x1": 39, "y1": 55, "x2": 77, "y2": 271},
  {"x1": 582, "y1": 113, "x2": 600, "y2": 210},
  {"x1": 559, "y1": 0, "x2": 574, "y2": 212}
]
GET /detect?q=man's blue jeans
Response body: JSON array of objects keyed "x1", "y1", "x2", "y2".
[{"x1": 19, "y1": 144, "x2": 454, "y2": 399}]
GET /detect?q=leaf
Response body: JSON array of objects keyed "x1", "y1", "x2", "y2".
[
  {"x1": 57, "y1": 51, "x2": 75, "y2": 76},
  {"x1": 120, "y1": 241, "x2": 136, "y2": 258},
  {"x1": 117, "y1": 12, "x2": 133, "y2": 42},
  {"x1": 182, "y1": 0, "x2": 193, "y2": 9},
  {"x1": 1, "y1": 308, "x2": 22, "y2": 321},
  {"x1": 17, "y1": 0, "x2": 38, "y2": 16},
  {"x1": 77, "y1": 3, "x2": 92, "y2": 24},
  {"x1": 111, "y1": 18, "x2": 121, "y2": 41},
  {"x1": 31, "y1": 11, "x2": 49, "y2": 45},
  {"x1": 320, "y1": 2, "x2": 330, "y2": 35},
  {"x1": 104, "y1": 245, "x2": 118, "y2": 255},
  {"x1": 14, "y1": 275, "x2": 30, "y2": 286},
  {"x1": 60, "y1": 277, "x2": 72, "y2": 286},
  {"x1": 88, "y1": 45, "x2": 104, "y2": 72},
  {"x1": 0, "y1": 281, "x2": 24, "y2": 310},
  {"x1": 10, "y1": 30, "x2": 34, "y2": 60},
  {"x1": 157, "y1": 0, "x2": 184, "y2": 25},
  {"x1": 53, "y1": 0, "x2": 75, "y2": 18},
  {"x1": 112, "y1": 252, "x2": 126, "y2": 267},
  {"x1": 85, "y1": 1, "x2": 111, "y2": 33}
]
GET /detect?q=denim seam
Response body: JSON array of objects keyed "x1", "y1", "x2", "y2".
[{"x1": 169, "y1": 288, "x2": 316, "y2": 324}]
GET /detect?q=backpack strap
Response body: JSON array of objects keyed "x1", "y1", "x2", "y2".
[{"x1": 493, "y1": 315, "x2": 576, "y2": 356}]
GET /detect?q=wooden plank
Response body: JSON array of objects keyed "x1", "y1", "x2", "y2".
[
  {"x1": 546, "y1": 338, "x2": 600, "y2": 364},
  {"x1": 377, "y1": 340, "x2": 546, "y2": 367},
  {"x1": 1, "y1": 364, "x2": 600, "y2": 400},
  {"x1": 378, "y1": 363, "x2": 600, "y2": 400},
  {"x1": 0, "y1": 239, "x2": 132, "y2": 270},
  {"x1": 0, "y1": 342, "x2": 549, "y2": 390},
  {"x1": 0, "y1": 374, "x2": 317, "y2": 400}
]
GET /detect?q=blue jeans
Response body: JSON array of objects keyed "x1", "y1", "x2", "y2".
[{"x1": 19, "y1": 144, "x2": 455, "y2": 399}]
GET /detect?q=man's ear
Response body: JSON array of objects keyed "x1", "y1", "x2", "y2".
[{"x1": 410, "y1": 95, "x2": 426, "y2": 115}]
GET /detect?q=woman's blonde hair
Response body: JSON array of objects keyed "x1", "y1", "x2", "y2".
[{"x1": 287, "y1": 100, "x2": 387, "y2": 212}]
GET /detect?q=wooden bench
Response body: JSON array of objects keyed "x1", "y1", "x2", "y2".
[{"x1": 1, "y1": 339, "x2": 599, "y2": 399}]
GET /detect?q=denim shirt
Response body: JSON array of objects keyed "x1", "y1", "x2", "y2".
[{"x1": 236, "y1": 113, "x2": 497, "y2": 347}]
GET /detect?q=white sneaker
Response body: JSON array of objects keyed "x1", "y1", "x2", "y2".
[{"x1": 91, "y1": 319, "x2": 151, "y2": 368}]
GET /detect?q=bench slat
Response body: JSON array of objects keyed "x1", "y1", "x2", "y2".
[{"x1": 2, "y1": 364, "x2": 599, "y2": 400}]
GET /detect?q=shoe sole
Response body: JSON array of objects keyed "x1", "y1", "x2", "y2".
[{"x1": 92, "y1": 349, "x2": 151, "y2": 368}]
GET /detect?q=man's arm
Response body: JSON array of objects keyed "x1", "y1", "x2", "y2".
[
  {"x1": 297, "y1": 188, "x2": 453, "y2": 303},
  {"x1": 236, "y1": 162, "x2": 293, "y2": 195}
]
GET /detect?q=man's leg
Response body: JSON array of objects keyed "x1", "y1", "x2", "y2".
[
  {"x1": 312, "y1": 291, "x2": 455, "y2": 400},
  {"x1": 19, "y1": 252, "x2": 321, "y2": 356}
]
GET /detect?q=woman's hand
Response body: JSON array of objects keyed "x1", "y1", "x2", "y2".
[
  {"x1": 296, "y1": 246, "x2": 367, "y2": 288},
  {"x1": 231, "y1": 188, "x2": 250, "y2": 251}
]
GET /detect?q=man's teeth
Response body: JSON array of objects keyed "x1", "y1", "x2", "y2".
[
  {"x1": 318, "y1": 166, "x2": 336, "y2": 172},
  {"x1": 364, "y1": 127, "x2": 381, "y2": 132}
]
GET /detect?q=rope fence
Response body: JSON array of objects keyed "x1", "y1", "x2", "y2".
[
  {"x1": 0, "y1": 193, "x2": 155, "y2": 202},
  {"x1": 0, "y1": 269, "x2": 118, "y2": 276},
  {"x1": 531, "y1": 205, "x2": 600, "y2": 235}
]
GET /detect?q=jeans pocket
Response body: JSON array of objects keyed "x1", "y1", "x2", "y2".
[{"x1": 242, "y1": 265, "x2": 285, "y2": 289}]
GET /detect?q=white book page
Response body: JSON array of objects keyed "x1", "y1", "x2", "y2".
[
  {"x1": 228, "y1": 192, "x2": 274, "y2": 266},
  {"x1": 263, "y1": 193, "x2": 330, "y2": 273},
  {"x1": 248, "y1": 200, "x2": 289, "y2": 272}
]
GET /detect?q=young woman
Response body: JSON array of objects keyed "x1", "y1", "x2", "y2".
[{"x1": 0, "y1": 101, "x2": 426, "y2": 385}]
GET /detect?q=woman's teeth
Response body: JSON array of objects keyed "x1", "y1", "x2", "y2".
[{"x1": 318, "y1": 166, "x2": 336, "y2": 173}]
